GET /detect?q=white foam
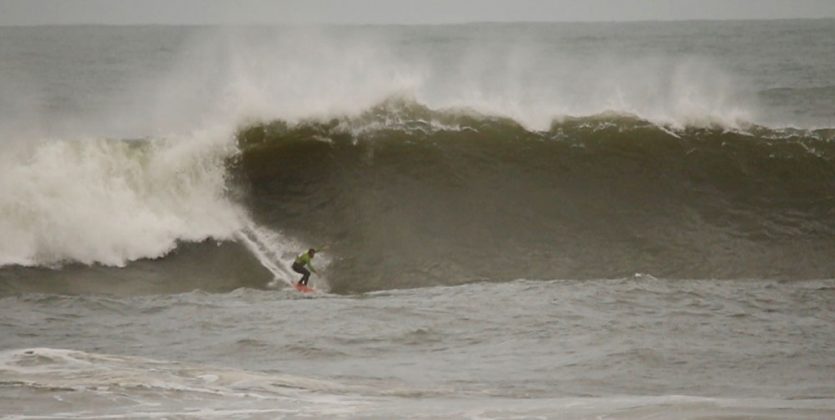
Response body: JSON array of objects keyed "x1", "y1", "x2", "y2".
[
  {"x1": 0, "y1": 128, "x2": 243, "y2": 267},
  {"x1": 0, "y1": 124, "x2": 315, "y2": 276}
]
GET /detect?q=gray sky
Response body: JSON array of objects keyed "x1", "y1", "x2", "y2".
[{"x1": 2, "y1": 0, "x2": 835, "y2": 25}]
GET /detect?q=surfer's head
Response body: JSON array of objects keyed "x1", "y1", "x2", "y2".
[{"x1": 308, "y1": 248, "x2": 316, "y2": 256}]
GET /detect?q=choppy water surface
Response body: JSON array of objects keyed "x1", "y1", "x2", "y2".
[{"x1": 2, "y1": 278, "x2": 834, "y2": 418}]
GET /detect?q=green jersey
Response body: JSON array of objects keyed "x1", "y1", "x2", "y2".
[{"x1": 294, "y1": 252, "x2": 316, "y2": 273}]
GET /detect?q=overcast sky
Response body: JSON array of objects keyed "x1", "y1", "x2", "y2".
[{"x1": 2, "y1": 0, "x2": 835, "y2": 25}]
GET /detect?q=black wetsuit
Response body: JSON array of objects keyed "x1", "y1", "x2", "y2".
[{"x1": 292, "y1": 262, "x2": 311, "y2": 285}]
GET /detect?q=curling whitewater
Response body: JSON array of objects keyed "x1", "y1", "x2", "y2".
[
  {"x1": 0, "y1": 132, "x2": 243, "y2": 268},
  {"x1": 2, "y1": 278, "x2": 833, "y2": 418}
]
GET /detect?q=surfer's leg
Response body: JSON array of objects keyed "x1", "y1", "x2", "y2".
[
  {"x1": 292, "y1": 263, "x2": 310, "y2": 285},
  {"x1": 299, "y1": 268, "x2": 311, "y2": 285}
]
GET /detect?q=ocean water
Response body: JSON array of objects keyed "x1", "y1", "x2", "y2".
[{"x1": 1, "y1": 21, "x2": 834, "y2": 418}]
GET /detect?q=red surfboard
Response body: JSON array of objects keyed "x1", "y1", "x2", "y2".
[{"x1": 294, "y1": 283, "x2": 315, "y2": 293}]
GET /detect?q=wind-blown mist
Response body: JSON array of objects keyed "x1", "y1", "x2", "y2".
[{"x1": 181, "y1": 25, "x2": 757, "y2": 130}]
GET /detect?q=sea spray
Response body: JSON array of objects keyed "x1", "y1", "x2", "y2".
[{"x1": 235, "y1": 222, "x2": 302, "y2": 288}]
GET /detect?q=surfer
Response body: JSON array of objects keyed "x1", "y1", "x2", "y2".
[{"x1": 292, "y1": 249, "x2": 317, "y2": 286}]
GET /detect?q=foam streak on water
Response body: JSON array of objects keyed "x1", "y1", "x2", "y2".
[{"x1": 234, "y1": 223, "x2": 303, "y2": 288}]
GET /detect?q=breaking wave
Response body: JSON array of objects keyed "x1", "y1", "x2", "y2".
[
  {"x1": 233, "y1": 100, "x2": 835, "y2": 292},
  {"x1": 2, "y1": 98, "x2": 834, "y2": 294}
]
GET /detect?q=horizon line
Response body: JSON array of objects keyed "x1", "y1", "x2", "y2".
[{"x1": 1, "y1": 16, "x2": 834, "y2": 27}]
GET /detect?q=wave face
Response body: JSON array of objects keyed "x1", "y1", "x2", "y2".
[{"x1": 234, "y1": 101, "x2": 835, "y2": 292}]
